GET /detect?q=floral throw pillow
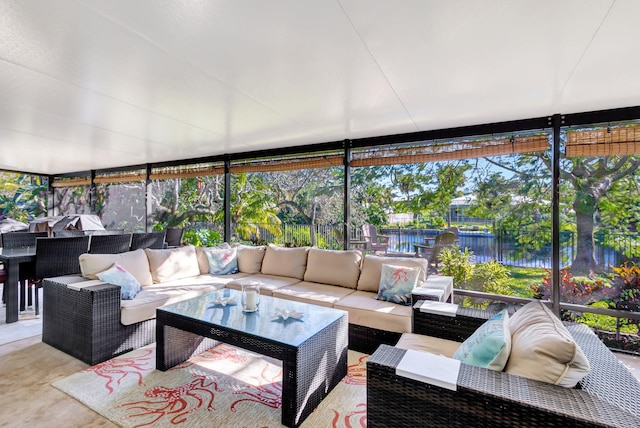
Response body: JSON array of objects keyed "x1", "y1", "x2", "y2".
[
  {"x1": 205, "y1": 247, "x2": 239, "y2": 275},
  {"x1": 376, "y1": 263, "x2": 420, "y2": 305},
  {"x1": 453, "y1": 309, "x2": 511, "y2": 371},
  {"x1": 96, "y1": 263, "x2": 142, "y2": 300}
]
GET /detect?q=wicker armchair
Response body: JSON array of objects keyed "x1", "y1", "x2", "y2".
[
  {"x1": 130, "y1": 231, "x2": 166, "y2": 250},
  {"x1": 88, "y1": 233, "x2": 132, "y2": 254},
  {"x1": 367, "y1": 305, "x2": 640, "y2": 427}
]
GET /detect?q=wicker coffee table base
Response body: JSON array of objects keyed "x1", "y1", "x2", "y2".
[{"x1": 156, "y1": 309, "x2": 348, "y2": 427}]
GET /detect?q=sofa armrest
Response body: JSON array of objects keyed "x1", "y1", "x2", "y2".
[
  {"x1": 412, "y1": 302, "x2": 495, "y2": 342},
  {"x1": 367, "y1": 344, "x2": 640, "y2": 427},
  {"x1": 43, "y1": 276, "x2": 123, "y2": 363}
]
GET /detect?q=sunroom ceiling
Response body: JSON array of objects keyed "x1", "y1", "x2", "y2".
[{"x1": 1, "y1": 0, "x2": 638, "y2": 175}]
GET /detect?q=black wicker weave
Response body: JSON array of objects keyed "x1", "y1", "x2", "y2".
[
  {"x1": 349, "y1": 323, "x2": 402, "y2": 355},
  {"x1": 368, "y1": 312, "x2": 640, "y2": 427},
  {"x1": 33, "y1": 236, "x2": 90, "y2": 316},
  {"x1": 88, "y1": 233, "x2": 132, "y2": 254},
  {"x1": 2, "y1": 231, "x2": 48, "y2": 309},
  {"x1": 156, "y1": 295, "x2": 348, "y2": 427},
  {"x1": 42, "y1": 276, "x2": 156, "y2": 365},
  {"x1": 2, "y1": 231, "x2": 48, "y2": 248},
  {"x1": 130, "y1": 231, "x2": 166, "y2": 250},
  {"x1": 164, "y1": 227, "x2": 183, "y2": 247}
]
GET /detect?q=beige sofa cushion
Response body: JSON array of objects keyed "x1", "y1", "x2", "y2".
[
  {"x1": 334, "y1": 290, "x2": 412, "y2": 333},
  {"x1": 236, "y1": 244, "x2": 266, "y2": 274},
  {"x1": 272, "y1": 281, "x2": 355, "y2": 307},
  {"x1": 505, "y1": 301, "x2": 590, "y2": 387},
  {"x1": 79, "y1": 249, "x2": 153, "y2": 286},
  {"x1": 260, "y1": 244, "x2": 309, "y2": 280},
  {"x1": 396, "y1": 332, "x2": 461, "y2": 358},
  {"x1": 304, "y1": 248, "x2": 362, "y2": 289},
  {"x1": 357, "y1": 255, "x2": 429, "y2": 292},
  {"x1": 226, "y1": 273, "x2": 301, "y2": 296},
  {"x1": 195, "y1": 243, "x2": 230, "y2": 274},
  {"x1": 145, "y1": 245, "x2": 201, "y2": 283}
]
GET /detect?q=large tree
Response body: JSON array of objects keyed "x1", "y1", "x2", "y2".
[{"x1": 480, "y1": 149, "x2": 640, "y2": 274}]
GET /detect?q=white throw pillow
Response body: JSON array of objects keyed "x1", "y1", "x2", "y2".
[
  {"x1": 196, "y1": 243, "x2": 231, "y2": 274},
  {"x1": 358, "y1": 255, "x2": 428, "y2": 292},
  {"x1": 375, "y1": 264, "x2": 420, "y2": 305}
]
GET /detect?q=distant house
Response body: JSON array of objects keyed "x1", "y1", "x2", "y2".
[
  {"x1": 388, "y1": 213, "x2": 414, "y2": 226},
  {"x1": 448, "y1": 195, "x2": 492, "y2": 225}
]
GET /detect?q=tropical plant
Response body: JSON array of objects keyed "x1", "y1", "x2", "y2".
[
  {"x1": 439, "y1": 246, "x2": 474, "y2": 287},
  {"x1": 467, "y1": 260, "x2": 512, "y2": 296},
  {"x1": 531, "y1": 267, "x2": 614, "y2": 305}
]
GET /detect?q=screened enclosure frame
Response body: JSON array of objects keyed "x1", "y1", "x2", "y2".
[{"x1": 37, "y1": 105, "x2": 640, "y2": 322}]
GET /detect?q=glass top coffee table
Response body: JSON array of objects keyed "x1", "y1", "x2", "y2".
[{"x1": 156, "y1": 288, "x2": 348, "y2": 427}]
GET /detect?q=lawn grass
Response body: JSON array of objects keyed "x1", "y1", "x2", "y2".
[{"x1": 505, "y1": 265, "x2": 548, "y2": 298}]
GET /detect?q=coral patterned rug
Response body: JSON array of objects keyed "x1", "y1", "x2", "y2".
[{"x1": 53, "y1": 343, "x2": 368, "y2": 428}]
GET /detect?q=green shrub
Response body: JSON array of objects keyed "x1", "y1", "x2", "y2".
[
  {"x1": 439, "y1": 246, "x2": 473, "y2": 287},
  {"x1": 182, "y1": 229, "x2": 222, "y2": 247},
  {"x1": 577, "y1": 301, "x2": 638, "y2": 334},
  {"x1": 467, "y1": 260, "x2": 512, "y2": 296}
]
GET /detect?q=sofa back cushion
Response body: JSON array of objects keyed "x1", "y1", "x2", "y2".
[
  {"x1": 304, "y1": 248, "x2": 362, "y2": 288},
  {"x1": 261, "y1": 244, "x2": 309, "y2": 280},
  {"x1": 79, "y1": 249, "x2": 153, "y2": 286},
  {"x1": 145, "y1": 245, "x2": 200, "y2": 283},
  {"x1": 196, "y1": 243, "x2": 230, "y2": 274},
  {"x1": 357, "y1": 255, "x2": 429, "y2": 292},
  {"x1": 505, "y1": 301, "x2": 590, "y2": 387},
  {"x1": 236, "y1": 244, "x2": 266, "y2": 274}
]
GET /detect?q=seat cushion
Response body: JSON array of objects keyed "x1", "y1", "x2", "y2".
[
  {"x1": 235, "y1": 244, "x2": 266, "y2": 274},
  {"x1": 334, "y1": 290, "x2": 412, "y2": 333},
  {"x1": 145, "y1": 245, "x2": 201, "y2": 283},
  {"x1": 357, "y1": 255, "x2": 429, "y2": 292},
  {"x1": 260, "y1": 244, "x2": 309, "y2": 280},
  {"x1": 226, "y1": 273, "x2": 301, "y2": 296},
  {"x1": 79, "y1": 249, "x2": 153, "y2": 286},
  {"x1": 396, "y1": 333, "x2": 461, "y2": 358},
  {"x1": 303, "y1": 248, "x2": 362, "y2": 289},
  {"x1": 272, "y1": 281, "x2": 355, "y2": 307},
  {"x1": 119, "y1": 274, "x2": 241, "y2": 325},
  {"x1": 505, "y1": 301, "x2": 590, "y2": 387}
]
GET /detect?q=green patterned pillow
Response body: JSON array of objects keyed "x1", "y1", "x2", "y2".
[{"x1": 453, "y1": 309, "x2": 511, "y2": 371}]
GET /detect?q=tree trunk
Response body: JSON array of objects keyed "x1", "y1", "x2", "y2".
[
  {"x1": 310, "y1": 200, "x2": 317, "y2": 246},
  {"x1": 572, "y1": 192, "x2": 599, "y2": 274}
]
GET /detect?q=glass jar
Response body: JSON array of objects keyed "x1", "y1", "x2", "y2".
[{"x1": 241, "y1": 281, "x2": 261, "y2": 312}]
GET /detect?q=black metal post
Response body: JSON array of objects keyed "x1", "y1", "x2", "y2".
[
  {"x1": 145, "y1": 164, "x2": 152, "y2": 232},
  {"x1": 551, "y1": 114, "x2": 563, "y2": 317},
  {"x1": 89, "y1": 170, "x2": 97, "y2": 214},
  {"x1": 343, "y1": 140, "x2": 351, "y2": 250},
  {"x1": 224, "y1": 157, "x2": 231, "y2": 243}
]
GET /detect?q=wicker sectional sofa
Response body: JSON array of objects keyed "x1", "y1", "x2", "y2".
[{"x1": 43, "y1": 243, "x2": 452, "y2": 365}]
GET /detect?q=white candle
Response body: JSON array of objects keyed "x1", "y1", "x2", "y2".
[{"x1": 245, "y1": 289, "x2": 257, "y2": 310}]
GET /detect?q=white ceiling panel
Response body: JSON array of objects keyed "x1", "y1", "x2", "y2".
[{"x1": 0, "y1": 0, "x2": 638, "y2": 175}]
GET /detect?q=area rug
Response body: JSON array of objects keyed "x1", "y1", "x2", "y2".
[
  {"x1": 53, "y1": 343, "x2": 368, "y2": 427},
  {"x1": 0, "y1": 285, "x2": 43, "y2": 345}
]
